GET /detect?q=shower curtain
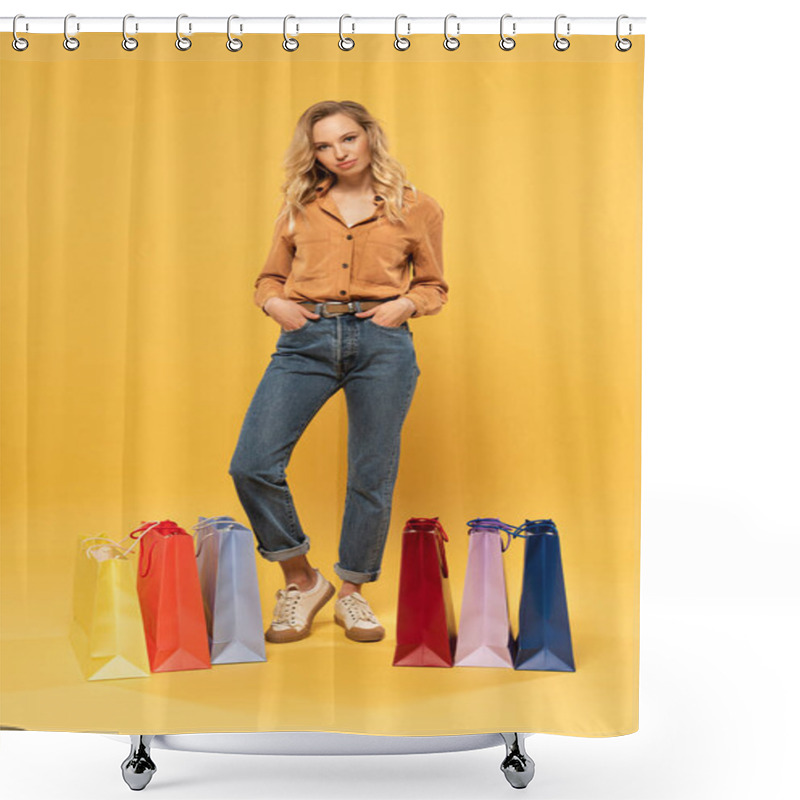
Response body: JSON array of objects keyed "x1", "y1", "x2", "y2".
[{"x1": 0, "y1": 30, "x2": 644, "y2": 737}]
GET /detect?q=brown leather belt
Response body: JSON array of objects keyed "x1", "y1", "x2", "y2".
[{"x1": 299, "y1": 298, "x2": 398, "y2": 318}]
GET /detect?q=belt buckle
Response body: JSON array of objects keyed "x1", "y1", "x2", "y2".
[{"x1": 320, "y1": 300, "x2": 361, "y2": 318}]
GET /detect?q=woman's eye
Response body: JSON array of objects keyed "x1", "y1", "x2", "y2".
[{"x1": 317, "y1": 136, "x2": 355, "y2": 150}]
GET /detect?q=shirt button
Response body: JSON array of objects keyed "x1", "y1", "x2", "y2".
[
  {"x1": 342, "y1": 263, "x2": 349, "y2": 269},
  {"x1": 339, "y1": 290, "x2": 347, "y2": 296},
  {"x1": 346, "y1": 234, "x2": 353, "y2": 240}
]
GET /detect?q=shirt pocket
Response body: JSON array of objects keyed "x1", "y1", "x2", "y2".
[
  {"x1": 291, "y1": 230, "x2": 333, "y2": 282},
  {"x1": 360, "y1": 228, "x2": 409, "y2": 288}
]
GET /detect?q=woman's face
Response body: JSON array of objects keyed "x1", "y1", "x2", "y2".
[{"x1": 312, "y1": 113, "x2": 372, "y2": 181}]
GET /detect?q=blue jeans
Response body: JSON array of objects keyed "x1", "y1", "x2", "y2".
[{"x1": 229, "y1": 308, "x2": 421, "y2": 584}]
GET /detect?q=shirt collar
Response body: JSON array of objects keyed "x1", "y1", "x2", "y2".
[
  {"x1": 314, "y1": 174, "x2": 335, "y2": 197},
  {"x1": 315, "y1": 176, "x2": 385, "y2": 204},
  {"x1": 313, "y1": 175, "x2": 386, "y2": 224}
]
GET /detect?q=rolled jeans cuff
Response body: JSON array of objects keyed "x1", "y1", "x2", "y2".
[
  {"x1": 334, "y1": 563, "x2": 380, "y2": 584},
  {"x1": 257, "y1": 538, "x2": 310, "y2": 562}
]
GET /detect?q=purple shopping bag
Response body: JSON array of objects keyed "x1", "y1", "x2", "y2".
[{"x1": 453, "y1": 518, "x2": 517, "y2": 668}]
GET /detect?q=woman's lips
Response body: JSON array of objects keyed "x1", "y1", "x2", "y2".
[{"x1": 337, "y1": 159, "x2": 357, "y2": 169}]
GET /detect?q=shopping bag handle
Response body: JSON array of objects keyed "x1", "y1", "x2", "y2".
[
  {"x1": 96, "y1": 520, "x2": 160, "y2": 558},
  {"x1": 80, "y1": 535, "x2": 138, "y2": 561},
  {"x1": 404, "y1": 516, "x2": 448, "y2": 540},
  {"x1": 403, "y1": 517, "x2": 449, "y2": 578},
  {"x1": 133, "y1": 519, "x2": 185, "y2": 578},
  {"x1": 509, "y1": 518, "x2": 559, "y2": 538},
  {"x1": 191, "y1": 515, "x2": 236, "y2": 530},
  {"x1": 128, "y1": 519, "x2": 175, "y2": 540},
  {"x1": 191, "y1": 516, "x2": 241, "y2": 555},
  {"x1": 465, "y1": 517, "x2": 518, "y2": 552},
  {"x1": 192, "y1": 515, "x2": 250, "y2": 535}
]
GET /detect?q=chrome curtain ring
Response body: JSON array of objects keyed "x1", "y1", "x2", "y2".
[
  {"x1": 283, "y1": 15, "x2": 299, "y2": 51},
  {"x1": 63, "y1": 13, "x2": 80, "y2": 51},
  {"x1": 339, "y1": 14, "x2": 355, "y2": 50},
  {"x1": 553, "y1": 14, "x2": 570, "y2": 51},
  {"x1": 175, "y1": 13, "x2": 192, "y2": 51},
  {"x1": 12, "y1": 14, "x2": 29, "y2": 52},
  {"x1": 394, "y1": 14, "x2": 411, "y2": 51},
  {"x1": 443, "y1": 14, "x2": 460, "y2": 51},
  {"x1": 615, "y1": 14, "x2": 632, "y2": 51},
  {"x1": 226, "y1": 14, "x2": 243, "y2": 52},
  {"x1": 499, "y1": 13, "x2": 516, "y2": 50},
  {"x1": 121, "y1": 14, "x2": 138, "y2": 51}
]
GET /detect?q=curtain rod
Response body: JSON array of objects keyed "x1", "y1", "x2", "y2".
[{"x1": 1, "y1": 16, "x2": 646, "y2": 37}]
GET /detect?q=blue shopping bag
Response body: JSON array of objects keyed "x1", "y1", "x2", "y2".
[
  {"x1": 193, "y1": 515, "x2": 267, "y2": 664},
  {"x1": 511, "y1": 519, "x2": 575, "y2": 672}
]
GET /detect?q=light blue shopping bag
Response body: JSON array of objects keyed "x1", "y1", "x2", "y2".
[{"x1": 193, "y1": 515, "x2": 267, "y2": 664}]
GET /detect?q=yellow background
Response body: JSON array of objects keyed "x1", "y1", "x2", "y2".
[{"x1": 0, "y1": 33, "x2": 643, "y2": 736}]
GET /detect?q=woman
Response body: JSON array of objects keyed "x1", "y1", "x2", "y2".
[{"x1": 229, "y1": 100, "x2": 448, "y2": 645}]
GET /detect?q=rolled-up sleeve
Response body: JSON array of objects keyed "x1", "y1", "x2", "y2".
[
  {"x1": 253, "y1": 209, "x2": 295, "y2": 310},
  {"x1": 403, "y1": 200, "x2": 449, "y2": 317}
]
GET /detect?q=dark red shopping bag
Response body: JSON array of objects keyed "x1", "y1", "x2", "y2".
[
  {"x1": 129, "y1": 520, "x2": 211, "y2": 673},
  {"x1": 393, "y1": 517, "x2": 457, "y2": 667}
]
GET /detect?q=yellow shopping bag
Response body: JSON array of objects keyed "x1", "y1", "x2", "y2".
[{"x1": 69, "y1": 534, "x2": 151, "y2": 681}]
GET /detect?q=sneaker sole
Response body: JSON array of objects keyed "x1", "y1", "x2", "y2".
[
  {"x1": 265, "y1": 581, "x2": 336, "y2": 644},
  {"x1": 334, "y1": 614, "x2": 386, "y2": 643}
]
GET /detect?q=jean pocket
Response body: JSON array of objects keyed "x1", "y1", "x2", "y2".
[
  {"x1": 366, "y1": 318, "x2": 409, "y2": 333},
  {"x1": 281, "y1": 320, "x2": 310, "y2": 335}
]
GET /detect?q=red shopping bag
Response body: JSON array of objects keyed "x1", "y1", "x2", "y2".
[
  {"x1": 129, "y1": 520, "x2": 211, "y2": 673},
  {"x1": 393, "y1": 517, "x2": 457, "y2": 667}
]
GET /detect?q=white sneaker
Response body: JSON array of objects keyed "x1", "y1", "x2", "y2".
[
  {"x1": 265, "y1": 568, "x2": 335, "y2": 643},
  {"x1": 334, "y1": 592, "x2": 386, "y2": 642}
]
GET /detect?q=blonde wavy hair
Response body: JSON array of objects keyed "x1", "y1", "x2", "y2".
[{"x1": 277, "y1": 100, "x2": 418, "y2": 232}]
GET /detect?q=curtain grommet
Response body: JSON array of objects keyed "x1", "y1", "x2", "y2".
[
  {"x1": 499, "y1": 14, "x2": 516, "y2": 51},
  {"x1": 615, "y1": 15, "x2": 633, "y2": 51},
  {"x1": 283, "y1": 15, "x2": 299, "y2": 51},
  {"x1": 394, "y1": 14, "x2": 411, "y2": 51},
  {"x1": 175, "y1": 14, "x2": 192, "y2": 51},
  {"x1": 338, "y1": 14, "x2": 355, "y2": 50},
  {"x1": 121, "y1": 14, "x2": 139, "y2": 51},
  {"x1": 443, "y1": 14, "x2": 460, "y2": 51},
  {"x1": 226, "y1": 15, "x2": 243, "y2": 52},
  {"x1": 63, "y1": 13, "x2": 80, "y2": 51},
  {"x1": 12, "y1": 14, "x2": 29, "y2": 51},
  {"x1": 553, "y1": 14, "x2": 570, "y2": 51}
]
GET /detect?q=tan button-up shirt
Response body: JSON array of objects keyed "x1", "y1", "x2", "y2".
[{"x1": 253, "y1": 176, "x2": 448, "y2": 317}]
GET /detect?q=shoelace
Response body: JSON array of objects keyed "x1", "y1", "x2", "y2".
[
  {"x1": 339, "y1": 594, "x2": 378, "y2": 624},
  {"x1": 272, "y1": 584, "x2": 303, "y2": 625}
]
